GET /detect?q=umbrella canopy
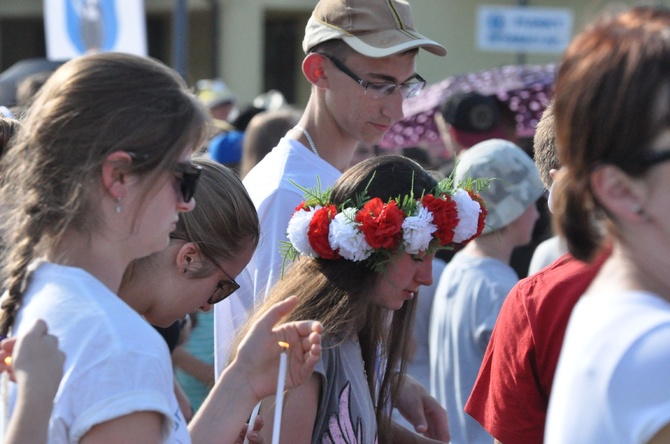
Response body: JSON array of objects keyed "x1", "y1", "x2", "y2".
[{"x1": 380, "y1": 63, "x2": 556, "y2": 150}]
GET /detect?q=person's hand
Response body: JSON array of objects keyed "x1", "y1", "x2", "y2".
[
  {"x1": 395, "y1": 375, "x2": 450, "y2": 442},
  {"x1": 235, "y1": 414, "x2": 264, "y2": 444},
  {"x1": 4, "y1": 319, "x2": 64, "y2": 398},
  {"x1": 233, "y1": 296, "x2": 323, "y2": 401},
  {"x1": 0, "y1": 337, "x2": 17, "y2": 376}
]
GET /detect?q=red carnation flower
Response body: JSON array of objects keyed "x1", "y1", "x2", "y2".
[
  {"x1": 308, "y1": 205, "x2": 340, "y2": 259},
  {"x1": 422, "y1": 194, "x2": 459, "y2": 246},
  {"x1": 355, "y1": 198, "x2": 405, "y2": 250}
]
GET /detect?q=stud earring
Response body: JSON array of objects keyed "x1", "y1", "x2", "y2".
[{"x1": 115, "y1": 196, "x2": 122, "y2": 214}]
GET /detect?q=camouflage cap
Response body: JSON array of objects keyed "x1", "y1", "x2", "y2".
[{"x1": 454, "y1": 139, "x2": 544, "y2": 234}]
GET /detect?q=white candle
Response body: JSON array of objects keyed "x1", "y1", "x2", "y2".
[
  {"x1": 243, "y1": 401, "x2": 261, "y2": 444},
  {"x1": 272, "y1": 341, "x2": 289, "y2": 444}
]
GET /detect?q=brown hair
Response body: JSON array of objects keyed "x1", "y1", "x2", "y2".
[
  {"x1": 533, "y1": 101, "x2": 559, "y2": 190},
  {"x1": 553, "y1": 6, "x2": 670, "y2": 261},
  {"x1": 0, "y1": 117, "x2": 20, "y2": 158},
  {"x1": 239, "y1": 108, "x2": 302, "y2": 179},
  {"x1": 233, "y1": 155, "x2": 437, "y2": 442},
  {"x1": 0, "y1": 52, "x2": 210, "y2": 335}
]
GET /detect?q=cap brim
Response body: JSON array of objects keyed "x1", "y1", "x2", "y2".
[{"x1": 342, "y1": 29, "x2": 447, "y2": 58}]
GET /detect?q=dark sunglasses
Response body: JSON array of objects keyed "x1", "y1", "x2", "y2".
[
  {"x1": 173, "y1": 162, "x2": 202, "y2": 203},
  {"x1": 126, "y1": 151, "x2": 201, "y2": 203},
  {"x1": 208, "y1": 263, "x2": 240, "y2": 305},
  {"x1": 638, "y1": 149, "x2": 670, "y2": 170},
  {"x1": 168, "y1": 233, "x2": 240, "y2": 305}
]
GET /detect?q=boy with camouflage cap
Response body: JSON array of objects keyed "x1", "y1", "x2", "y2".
[{"x1": 429, "y1": 139, "x2": 544, "y2": 444}]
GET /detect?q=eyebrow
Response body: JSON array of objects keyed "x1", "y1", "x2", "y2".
[{"x1": 365, "y1": 71, "x2": 419, "y2": 84}]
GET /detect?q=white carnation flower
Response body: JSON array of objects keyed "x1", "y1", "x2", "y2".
[
  {"x1": 286, "y1": 206, "x2": 320, "y2": 257},
  {"x1": 452, "y1": 189, "x2": 481, "y2": 243},
  {"x1": 329, "y1": 207, "x2": 373, "y2": 261},
  {"x1": 402, "y1": 204, "x2": 437, "y2": 254}
]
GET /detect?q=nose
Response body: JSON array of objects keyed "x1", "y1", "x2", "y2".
[
  {"x1": 383, "y1": 88, "x2": 406, "y2": 122},
  {"x1": 178, "y1": 196, "x2": 196, "y2": 213},
  {"x1": 416, "y1": 255, "x2": 434, "y2": 287}
]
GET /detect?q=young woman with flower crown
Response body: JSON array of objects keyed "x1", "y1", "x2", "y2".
[{"x1": 232, "y1": 155, "x2": 487, "y2": 444}]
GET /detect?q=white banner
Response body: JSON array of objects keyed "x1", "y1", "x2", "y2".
[
  {"x1": 44, "y1": 0, "x2": 147, "y2": 60},
  {"x1": 477, "y1": 6, "x2": 573, "y2": 54}
]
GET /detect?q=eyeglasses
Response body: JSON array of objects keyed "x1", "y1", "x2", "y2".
[
  {"x1": 208, "y1": 263, "x2": 240, "y2": 305},
  {"x1": 168, "y1": 233, "x2": 240, "y2": 305},
  {"x1": 126, "y1": 152, "x2": 201, "y2": 204},
  {"x1": 172, "y1": 162, "x2": 202, "y2": 203},
  {"x1": 638, "y1": 149, "x2": 670, "y2": 170},
  {"x1": 318, "y1": 53, "x2": 426, "y2": 100}
]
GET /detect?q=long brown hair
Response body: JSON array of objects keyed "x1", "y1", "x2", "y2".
[
  {"x1": 0, "y1": 52, "x2": 210, "y2": 335},
  {"x1": 233, "y1": 155, "x2": 437, "y2": 442},
  {"x1": 553, "y1": 6, "x2": 670, "y2": 261}
]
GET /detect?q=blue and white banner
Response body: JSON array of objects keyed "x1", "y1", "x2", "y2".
[
  {"x1": 44, "y1": 0, "x2": 147, "y2": 60},
  {"x1": 477, "y1": 5, "x2": 573, "y2": 54}
]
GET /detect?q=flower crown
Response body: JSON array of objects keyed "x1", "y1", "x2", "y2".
[{"x1": 281, "y1": 174, "x2": 490, "y2": 273}]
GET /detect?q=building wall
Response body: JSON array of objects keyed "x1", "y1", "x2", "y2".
[{"x1": 1, "y1": 1, "x2": 669, "y2": 108}]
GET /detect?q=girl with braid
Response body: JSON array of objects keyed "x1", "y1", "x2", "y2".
[{"x1": 0, "y1": 52, "x2": 322, "y2": 444}]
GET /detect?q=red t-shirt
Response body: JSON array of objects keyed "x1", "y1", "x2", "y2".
[{"x1": 464, "y1": 251, "x2": 608, "y2": 444}]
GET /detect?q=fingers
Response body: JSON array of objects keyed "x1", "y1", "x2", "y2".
[
  {"x1": 26, "y1": 318, "x2": 49, "y2": 336},
  {"x1": 253, "y1": 296, "x2": 298, "y2": 333}
]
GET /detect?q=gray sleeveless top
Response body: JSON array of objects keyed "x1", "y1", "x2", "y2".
[{"x1": 312, "y1": 335, "x2": 379, "y2": 443}]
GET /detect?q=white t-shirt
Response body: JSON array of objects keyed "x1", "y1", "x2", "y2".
[
  {"x1": 546, "y1": 290, "x2": 670, "y2": 443},
  {"x1": 214, "y1": 137, "x2": 340, "y2": 374},
  {"x1": 8, "y1": 261, "x2": 189, "y2": 444}
]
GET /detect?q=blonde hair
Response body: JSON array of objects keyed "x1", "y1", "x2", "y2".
[{"x1": 0, "y1": 52, "x2": 210, "y2": 335}]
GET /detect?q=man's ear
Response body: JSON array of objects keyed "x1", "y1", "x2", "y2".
[
  {"x1": 590, "y1": 164, "x2": 647, "y2": 221},
  {"x1": 302, "y1": 53, "x2": 328, "y2": 87},
  {"x1": 175, "y1": 241, "x2": 204, "y2": 273},
  {"x1": 101, "y1": 151, "x2": 133, "y2": 199}
]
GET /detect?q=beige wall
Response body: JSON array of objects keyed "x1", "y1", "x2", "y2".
[{"x1": 3, "y1": 0, "x2": 670, "y2": 107}]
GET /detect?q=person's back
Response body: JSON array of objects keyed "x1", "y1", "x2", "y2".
[
  {"x1": 465, "y1": 251, "x2": 607, "y2": 443},
  {"x1": 429, "y1": 139, "x2": 544, "y2": 444},
  {"x1": 214, "y1": 0, "x2": 446, "y2": 373}
]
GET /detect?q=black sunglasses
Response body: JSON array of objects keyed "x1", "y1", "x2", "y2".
[
  {"x1": 126, "y1": 151, "x2": 202, "y2": 203},
  {"x1": 208, "y1": 263, "x2": 240, "y2": 305},
  {"x1": 638, "y1": 149, "x2": 670, "y2": 169},
  {"x1": 173, "y1": 162, "x2": 202, "y2": 203},
  {"x1": 168, "y1": 233, "x2": 240, "y2": 305}
]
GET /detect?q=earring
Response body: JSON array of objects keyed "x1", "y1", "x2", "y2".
[{"x1": 115, "y1": 196, "x2": 122, "y2": 214}]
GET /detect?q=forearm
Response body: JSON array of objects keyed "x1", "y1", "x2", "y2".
[
  {"x1": 188, "y1": 361, "x2": 259, "y2": 444},
  {"x1": 5, "y1": 386, "x2": 53, "y2": 444}
]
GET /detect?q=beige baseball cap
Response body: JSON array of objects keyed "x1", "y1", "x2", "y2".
[{"x1": 302, "y1": 0, "x2": 447, "y2": 58}]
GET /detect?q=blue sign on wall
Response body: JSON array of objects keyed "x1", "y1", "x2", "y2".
[{"x1": 477, "y1": 6, "x2": 573, "y2": 54}]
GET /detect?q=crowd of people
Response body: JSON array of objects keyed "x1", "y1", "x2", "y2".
[{"x1": 1, "y1": 1, "x2": 670, "y2": 443}]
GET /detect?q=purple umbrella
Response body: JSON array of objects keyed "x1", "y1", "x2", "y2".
[{"x1": 380, "y1": 63, "x2": 556, "y2": 150}]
